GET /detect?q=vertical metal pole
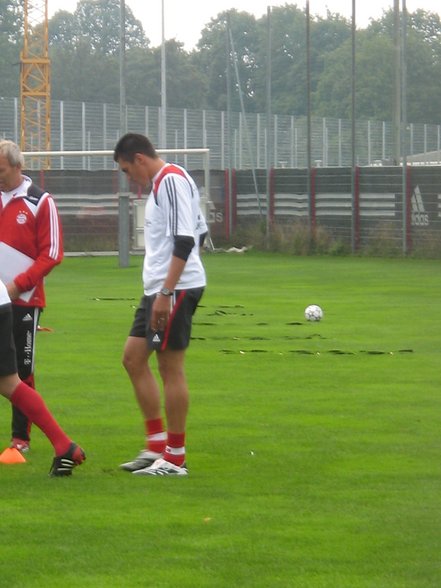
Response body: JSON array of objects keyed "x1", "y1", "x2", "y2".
[
  {"x1": 295, "y1": 127, "x2": 298, "y2": 168},
  {"x1": 226, "y1": 15, "x2": 233, "y2": 238},
  {"x1": 401, "y1": 0, "x2": 408, "y2": 255},
  {"x1": 202, "y1": 109, "x2": 207, "y2": 148},
  {"x1": 306, "y1": 0, "x2": 312, "y2": 235},
  {"x1": 145, "y1": 105, "x2": 149, "y2": 135},
  {"x1": 367, "y1": 120, "x2": 371, "y2": 165},
  {"x1": 221, "y1": 112, "x2": 225, "y2": 170},
  {"x1": 290, "y1": 116, "x2": 294, "y2": 168},
  {"x1": 14, "y1": 97, "x2": 19, "y2": 144},
  {"x1": 103, "y1": 103, "x2": 107, "y2": 169},
  {"x1": 338, "y1": 118, "x2": 342, "y2": 166},
  {"x1": 351, "y1": 0, "x2": 357, "y2": 253},
  {"x1": 393, "y1": 0, "x2": 401, "y2": 165},
  {"x1": 118, "y1": 0, "x2": 129, "y2": 267},
  {"x1": 184, "y1": 109, "x2": 188, "y2": 169},
  {"x1": 60, "y1": 101, "x2": 64, "y2": 170},
  {"x1": 257, "y1": 113, "x2": 261, "y2": 168},
  {"x1": 239, "y1": 112, "x2": 243, "y2": 169},
  {"x1": 266, "y1": 6, "x2": 272, "y2": 245},
  {"x1": 82, "y1": 101, "x2": 86, "y2": 169},
  {"x1": 438, "y1": 125, "x2": 440, "y2": 161},
  {"x1": 382, "y1": 120, "x2": 386, "y2": 161},
  {"x1": 160, "y1": 0, "x2": 167, "y2": 148},
  {"x1": 424, "y1": 123, "x2": 427, "y2": 158}
]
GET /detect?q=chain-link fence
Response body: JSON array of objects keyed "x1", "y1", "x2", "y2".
[{"x1": 2, "y1": 96, "x2": 441, "y2": 169}]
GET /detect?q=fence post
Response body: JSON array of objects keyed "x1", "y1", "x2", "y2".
[
  {"x1": 118, "y1": 193, "x2": 130, "y2": 267},
  {"x1": 60, "y1": 101, "x2": 64, "y2": 170},
  {"x1": 404, "y1": 165, "x2": 412, "y2": 254},
  {"x1": 14, "y1": 97, "x2": 19, "y2": 144}
]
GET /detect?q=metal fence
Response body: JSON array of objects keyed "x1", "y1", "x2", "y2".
[
  {"x1": 2, "y1": 96, "x2": 441, "y2": 169},
  {"x1": 231, "y1": 166, "x2": 441, "y2": 256}
]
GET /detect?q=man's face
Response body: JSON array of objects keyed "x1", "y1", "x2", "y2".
[
  {"x1": 117, "y1": 153, "x2": 150, "y2": 187},
  {"x1": 0, "y1": 154, "x2": 22, "y2": 192}
]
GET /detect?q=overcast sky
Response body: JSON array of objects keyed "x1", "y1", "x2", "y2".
[{"x1": 49, "y1": 0, "x2": 441, "y2": 49}]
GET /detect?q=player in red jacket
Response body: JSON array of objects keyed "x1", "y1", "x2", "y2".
[
  {"x1": 0, "y1": 279, "x2": 85, "y2": 476},
  {"x1": 0, "y1": 140, "x2": 63, "y2": 452}
]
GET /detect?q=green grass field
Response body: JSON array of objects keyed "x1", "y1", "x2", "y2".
[{"x1": 1, "y1": 252, "x2": 440, "y2": 588}]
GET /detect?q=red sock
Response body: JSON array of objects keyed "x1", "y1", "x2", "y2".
[
  {"x1": 164, "y1": 432, "x2": 186, "y2": 466},
  {"x1": 10, "y1": 382, "x2": 71, "y2": 456},
  {"x1": 145, "y1": 418, "x2": 166, "y2": 454}
]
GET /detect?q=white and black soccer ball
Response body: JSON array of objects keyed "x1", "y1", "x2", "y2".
[{"x1": 304, "y1": 304, "x2": 323, "y2": 322}]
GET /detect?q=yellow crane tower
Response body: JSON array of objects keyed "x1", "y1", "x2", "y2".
[{"x1": 20, "y1": 0, "x2": 50, "y2": 167}]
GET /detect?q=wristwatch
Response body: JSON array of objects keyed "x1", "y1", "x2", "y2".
[{"x1": 159, "y1": 287, "x2": 173, "y2": 296}]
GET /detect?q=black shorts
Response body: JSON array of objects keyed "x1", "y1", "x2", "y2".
[
  {"x1": 0, "y1": 303, "x2": 18, "y2": 376},
  {"x1": 129, "y1": 288, "x2": 204, "y2": 351},
  {"x1": 12, "y1": 305, "x2": 40, "y2": 380}
]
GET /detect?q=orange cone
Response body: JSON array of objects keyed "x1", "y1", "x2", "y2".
[{"x1": 0, "y1": 447, "x2": 27, "y2": 464}]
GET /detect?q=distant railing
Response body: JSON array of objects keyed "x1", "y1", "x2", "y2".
[{"x1": 2, "y1": 96, "x2": 441, "y2": 170}]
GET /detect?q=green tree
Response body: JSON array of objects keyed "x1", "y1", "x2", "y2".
[
  {"x1": 73, "y1": 0, "x2": 148, "y2": 55},
  {"x1": 315, "y1": 9, "x2": 441, "y2": 123},
  {"x1": 137, "y1": 40, "x2": 206, "y2": 109},
  {"x1": 0, "y1": 0, "x2": 22, "y2": 97},
  {"x1": 194, "y1": 9, "x2": 260, "y2": 111},
  {"x1": 49, "y1": 0, "x2": 149, "y2": 103}
]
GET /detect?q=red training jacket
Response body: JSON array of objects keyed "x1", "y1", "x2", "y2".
[{"x1": 0, "y1": 177, "x2": 63, "y2": 308}]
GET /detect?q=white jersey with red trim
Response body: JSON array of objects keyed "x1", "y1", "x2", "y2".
[
  {"x1": 142, "y1": 163, "x2": 206, "y2": 295},
  {"x1": 0, "y1": 175, "x2": 63, "y2": 308}
]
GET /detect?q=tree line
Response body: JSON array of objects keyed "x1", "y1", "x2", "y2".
[{"x1": 1, "y1": 0, "x2": 441, "y2": 123}]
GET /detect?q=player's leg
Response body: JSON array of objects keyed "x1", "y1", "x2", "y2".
[
  {"x1": 0, "y1": 304, "x2": 85, "y2": 476},
  {"x1": 134, "y1": 288, "x2": 203, "y2": 476},
  {"x1": 120, "y1": 295, "x2": 167, "y2": 471},
  {"x1": 123, "y1": 335, "x2": 161, "y2": 420},
  {"x1": 10, "y1": 305, "x2": 40, "y2": 450},
  {"x1": 158, "y1": 349, "x2": 188, "y2": 435}
]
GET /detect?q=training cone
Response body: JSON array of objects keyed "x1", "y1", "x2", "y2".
[{"x1": 0, "y1": 447, "x2": 27, "y2": 464}]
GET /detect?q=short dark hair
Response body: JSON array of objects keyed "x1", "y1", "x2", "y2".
[{"x1": 113, "y1": 133, "x2": 157, "y2": 162}]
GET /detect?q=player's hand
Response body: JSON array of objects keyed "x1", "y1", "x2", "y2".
[
  {"x1": 151, "y1": 293, "x2": 172, "y2": 331},
  {"x1": 6, "y1": 281, "x2": 21, "y2": 301}
]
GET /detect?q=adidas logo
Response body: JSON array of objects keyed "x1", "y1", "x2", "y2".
[
  {"x1": 152, "y1": 334, "x2": 161, "y2": 343},
  {"x1": 411, "y1": 186, "x2": 429, "y2": 226},
  {"x1": 22, "y1": 313, "x2": 33, "y2": 322}
]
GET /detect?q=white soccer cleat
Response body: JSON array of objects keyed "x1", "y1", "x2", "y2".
[
  {"x1": 132, "y1": 457, "x2": 188, "y2": 476},
  {"x1": 119, "y1": 450, "x2": 162, "y2": 472}
]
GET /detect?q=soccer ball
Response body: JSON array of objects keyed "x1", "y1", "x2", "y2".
[{"x1": 304, "y1": 304, "x2": 323, "y2": 322}]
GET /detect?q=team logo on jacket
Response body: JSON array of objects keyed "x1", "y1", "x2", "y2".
[{"x1": 16, "y1": 212, "x2": 28, "y2": 225}]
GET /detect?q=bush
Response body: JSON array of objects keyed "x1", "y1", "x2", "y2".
[{"x1": 231, "y1": 220, "x2": 348, "y2": 255}]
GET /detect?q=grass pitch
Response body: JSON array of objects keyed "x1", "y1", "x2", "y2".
[{"x1": 1, "y1": 252, "x2": 440, "y2": 587}]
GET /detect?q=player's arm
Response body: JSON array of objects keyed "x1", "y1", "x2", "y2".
[{"x1": 13, "y1": 195, "x2": 64, "y2": 295}]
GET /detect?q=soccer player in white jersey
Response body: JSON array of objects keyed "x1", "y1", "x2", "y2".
[
  {"x1": 0, "y1": 279, "x2": 85, "y2": 476},
  {"x1": 114, "y1": 133, "x2": 207, "y2": 476},
  {"x1": 0, "y1": 140, "x2": 63, "y2": 453}
]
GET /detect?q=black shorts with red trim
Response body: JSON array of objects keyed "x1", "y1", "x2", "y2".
[
  {"x1": 0, "y1": 303, "x2": 18, "y2": 376},
  {"x1": 129, "y1": 288, "x2": 204, "y2": 351}
]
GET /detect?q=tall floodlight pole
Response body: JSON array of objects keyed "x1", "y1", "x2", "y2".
[
  {"x1": 266, "y1": 6, "x2": 272, "y2": 246},
  {"x1": 350, "y1": 0, "x2": 356, "y2": 253},
  {"x1": 393, "y1": 0, "x2": 401, "y2": 165},
  {"x1": 118, "y1": 0, "x2": 130, "y2": 267},
  {"x1": 226, "y1": 14, "x2": 233, "y2": 239},
  {"x1": 401, "y1": 0, "x2": 408, "y2": 255},
  {"x1": 305, "y1": 0, "x2": 312, "y2": 239},
  {"x1": 119, "y1": 0, "x2": 126, "y2": 139},
  {"x1": 160, "y1": 0, "x2": 167, "y2": 148}
]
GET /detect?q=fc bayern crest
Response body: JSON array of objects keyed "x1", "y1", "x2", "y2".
[{"x1": 16, "y1": 212, "x2": 27, "y2": 225}]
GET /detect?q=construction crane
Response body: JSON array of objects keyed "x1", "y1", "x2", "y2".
[{"x1": 20, "y1": 0, "x2": 50, "y2": 167}]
